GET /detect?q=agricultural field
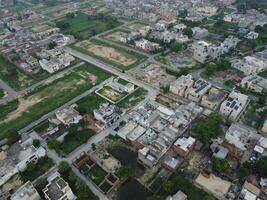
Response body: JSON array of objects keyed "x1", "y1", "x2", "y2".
[
  {"x1": 74, "y1": 40, "x2": 146, "y2": 70},
  {"x1": 55, "y1": 12, "x2": 122, "y2": 40},
  {"x1": 0, "y1": 64, "x2": 110, "y2": 140}
]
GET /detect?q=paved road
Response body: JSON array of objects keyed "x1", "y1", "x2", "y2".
[{"x1": 63, "y1": 47, "x2": 158, "y2": 97}]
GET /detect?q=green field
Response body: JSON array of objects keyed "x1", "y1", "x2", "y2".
[
  {"x1": 117, "y1": 88, "x2": 147, "y2": 109},
  {"x1": 0, "y1": 89, "x2": 5, "y2": 98},
  {"x1": 55, "y1": 12, "x2": 122, "y2": 40},
  {"x1": 73, "y1": 39, "x2": 147, "y2": 70},
  {"x1": 0, "y1": 64, "x2": 110, "y2": 140}
]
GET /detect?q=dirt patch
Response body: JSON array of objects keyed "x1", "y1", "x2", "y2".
[
  {"x1": 78, "y1": 71, "x2": 98, "y2": 85},
  {"x1": 104, "y1": 31, "x2": 126, "y2": 42},
  {"x1": 127, "y1": 23, "x2": 146, "y2": 31},
  {"x1": 76, "y1": 41, "x2": 136, "y2": 66}
]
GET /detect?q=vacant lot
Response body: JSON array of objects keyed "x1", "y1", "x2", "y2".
[
  {"x1": 0, "y1": 64, "x2": 110, "y2": 139},
  {"x1": 104, "y1": 30, "x2": 129, "y2": 43},
  {"x1": 96, "y1": 86, "x2": 127, "y2": 103},
  {"x1": 0, "y1": 55, "x2": 35, "y2": 90},
  {"x1": 55, "y1": 12, "x2": 122, "y2": 40},
  {"x1": 127, "y1": 23, "x2": 147, "y2": 31},
  {"x1": 31, "y1": 24, "x2": 54, "y2": 33},
  {"x1": 74, "y1": 40, "x2": 146, "y2": 70}
]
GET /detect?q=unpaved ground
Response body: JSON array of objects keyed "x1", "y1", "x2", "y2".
[
  {"x1": 31, "y1": 24, "x2": 52, "y2": 33},
  {"x1": 2, "y1": 74, "x2": 92, "y2": 124},
  {"x1": 76, "y1": 41, "x2": 136, "y2": 66},
  {"x1": 78, "y1": 71, "x2": 98, "y2": 85},
  {"x1": 127, "y1": 23, "x2": 146, "y2": 31},
  {"x1": 104, "y1": 31, "x2": 126, "y2": 42}
]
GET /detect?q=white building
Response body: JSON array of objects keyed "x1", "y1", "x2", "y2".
[
  {"x1": 43, "y1": 172, "x2": 76, "y2": 200},
  {"x1": 166, "y1": 190, "x2": 187, "y2": 200},
  {"x1": 225, "y1": 123, "x2": 259, "y2": 151},
  {"x1": 55, "y1": 105, "x2": 82, "y2": 126},
  {"x1": 219, "y1": 91, "x2": 249, "y2": 121},
  {"x1": 11, "y1": 181, "x2": 41, "y2": 200},
  {"x1": 93, "y1": 103, "x2": 120, "y2": 127},
  {"x1": 134, "y1": 39, "x2": 160, "y2": 52},
  {"x1": 231, "y1": 56, "x2": 267, "y2": 75},
  {"x1": 241, "y1": 75, "x2": 267, "y2": 93},
  {"x1": 169, "y1": 74, "x2": 194, "y2": 96}
]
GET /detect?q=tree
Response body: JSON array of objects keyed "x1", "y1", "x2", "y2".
[
  {"x1": 214, "y1": 158, "x2": 230, "y2": 173},
  {"x1": 58, "y1": 161, "x2": 71, "y2": 175},
  {"x1": 170, "y1": 42, "x2": 183, "y2": 52},
  {"x1": 33, "y1": 139, "x2": 41, "y2": 148},
  {"x1": 75, "y1": 179, "x2": 91, "y2": 198},
  {"x1": 256, "y1": 156, "x2": 267, "y2": 177},
  {"x1": 48, "y1": 41, "x2": 57, "y2": 49},
  {"x1": 47, "y1": 139, "x2": 61, "y2": 150},
  {"x1": 183, "y1": 27, "x2": 193, "y2": 38},
  {"x1": 192, "y1": 112, "x2": 223, "y2": 144},
  {"x1": 163, "y1": 180, "x2": 174, "y2": 193}
]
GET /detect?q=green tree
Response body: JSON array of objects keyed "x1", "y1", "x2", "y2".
[
  {"x1": 117, "y1": 166, "x2": 131, "y2": 178},
  {"x1": 214, "y1": 158, "x2": 230, "y2": 173},
  {"x1": 75, "y1": 179, "x2": 91, "y2": 198},
  {"x1": 146, "y1": 195, "x2": 162, "y2": 200},
  {"x1": 256, "y1": 156, "x2": 267, "y2": 177},
  {"x1": 33, "y1": 139, "x2": 41, "y2": 148},
  {"x1": 48, "y1": 41, "x2": 57, "y2": 49},
  {"x1": 170, "y1": 42, "x2": 183, "y2": 52},
  {"x1": 47, "y1": 139, "x2": 61, "y2": 150},
  {"x1": 192, "y1": 112, "x2": 223, "y2": 144},
  {"x1": 183, "y1": 27, "x2": 193, "y2": 38},
  {"x1": 58, "y1": 161, "x2": 71, "y2": 175}
]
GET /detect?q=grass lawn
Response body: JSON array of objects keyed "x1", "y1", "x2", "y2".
[
  {"x1": 117, "y1": 88, "x2": 147, "y2": 109},
  {"x1": 87, "y1": 165, "x2": 108, "y2": 185},
  {"x1": 0, "y1": 64, "x2": 110, "y2": 140},
  {"x1": 77, "y1": 93, "x2": 108, "y2": 115},
  {"x1": 157, "y1": 173, "x2": 215, "y2": 200},
  {"x1": 55, "y1": 12, "x2": 122, "y2": 40},
  {"x1": 59, "y1": 128, "x2": 95, "y2": 154},
  {"x1": 21, "y1": 157, "x2": 54, "y2": 181},
  {"x1": 72, "y1": 39, "x2": 147, "y2": 71},
  {"x1": 0, "y1": 100, "x2": 19, "y2": 121}
]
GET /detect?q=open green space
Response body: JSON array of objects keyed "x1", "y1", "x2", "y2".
[
  {"x1": 0, "y1": 55, "x2": 35, "y2": 90},
  {"x1": 80, "y1": 164, "x2": 108, "y2": 185},
  {"x1": 73, "y1": 39, "x2": 147, "y2": 71},
  {"x1": 21, "y1": 156, "x2": 54, "y2": 181},
  {"x1": 55, "y1": 12, "x2": 122, "y2": 40},
  {"x1": 154, "y1": 173, "x2": 215, "y2": 200},
  {"x1": 0, "y1": 64, "x2": 110, "y2": 141},
  {"x1": 48, "y1": 125, "x2": 95, "y2": 155},
  {"x1": 117, "y1": 88, "x2": 147, "y2": 109},
  {"x1": 77, "y1": 93, "x2": 107, "y2": 115}
]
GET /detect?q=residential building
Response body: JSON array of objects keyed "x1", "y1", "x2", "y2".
[
  {"x1": 0, "y1": 144, "x2": 46, "y2": 186},
  {"x1": 55, "y1": 105, "x2": 82, "y2": 126},
  {"x1": 201, "y1": 87, "x2": 227, "y2": 110},
  {"x1": 231, "y1": 56, "x2": 267, "y2": 75},
  {"x1": 43, "y1": 172, "x2": 76, "y2": 200},
  {"x1": 11, "y1": 181, "x2": 41, "y2": 200},
  {"x1": 241, "y1": 75, "x2": 267, "y2": 93},
  {"x1": 138, "y1": 147, "x2": 157, "y2": 167},
  {"x1": 219, "y1": 91, "x2": 249, "y2": 121},
  {"x1": 93, "y1": 103, "x2": 120, "y2": 128},
  {"x1": 107, "y1": 77, "x2": 135, "y2": 93},
  {"x1": 134, "y1": 39, "x2": 160, "y2": 52},
  {"x1": 262, "y1": 118, "x2": 267, "y2": 133},
  {"x1": 173, "y1": 136, "x2": 196, "y2": 158},
  {"x1": 169, "y1": 74, "x2": 194, "y2": 97},
  {"x1": 241, "y1": 181, "x2": 261, "y2": 200},
  {"x1": 225, "y1": 123, "x2": 259, "y2": 151},
  {"x1": 185, "y1": 79, "x2": 212, "y2": 102}
]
